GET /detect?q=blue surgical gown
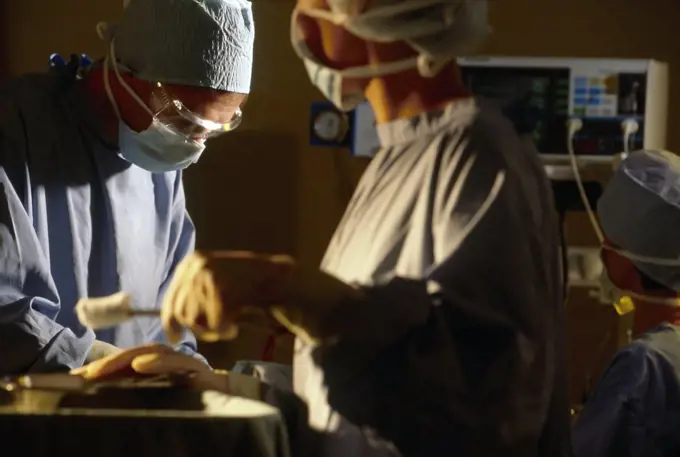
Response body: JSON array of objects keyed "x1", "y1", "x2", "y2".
[
  {"x1": 573, "y1": 323, "x2": 680, "y2": 457},
  {"x1": 0, "y1": 70, "x2": 204, "y2": 373}
]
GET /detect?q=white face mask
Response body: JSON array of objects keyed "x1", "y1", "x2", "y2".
[
  {"x1": 102, "y1": 44, "x2": 206, "y2": 172},
  {"x1": 115, "y1": 121, "x2": 202, "y2": 172},
  {"x1": 290, "y1": 8, "x2": 420, "y2": 112},
  {"x1": 290, "y1": 1, "x2": 489, "y2": 111}
]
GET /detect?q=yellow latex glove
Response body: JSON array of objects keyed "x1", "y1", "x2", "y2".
[
  {"x1": 162, "y1": 250, "x2": 363, "y2": 346},
  {"x1": 162, "y1": 251, "x2": 294, "y2": 344},
  {"x1": 71, "y1": 344, "x2": 226, "y2": 392},
  {"x1": 71, "y1": 344, "x2": 262, "y2": 398}
]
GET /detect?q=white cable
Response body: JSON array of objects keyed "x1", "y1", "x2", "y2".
[
  {"x1": 566, "y1": 118, "x2": 605, "y2": 243},
  {"x1": 621, "y1": 119, "x2": 639, "y2": 158},
  {"x1": 96, "y1": 22, "x2": 108, "y2": 41}
]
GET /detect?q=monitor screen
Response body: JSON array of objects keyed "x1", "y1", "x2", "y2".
[{"x1": 460, "y1": 66, "x2": 570, "y2": 154}]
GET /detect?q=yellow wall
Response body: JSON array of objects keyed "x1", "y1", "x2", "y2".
[{"x1": 3, "y1": 0, "x2": 680, "y2": 401}]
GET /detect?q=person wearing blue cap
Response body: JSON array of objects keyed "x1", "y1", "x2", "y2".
[
  {"x1": 0, "y1": 0, "x2": 255, "y2": 373},
  {"x1": 572, "y1": 149, "x2": 680, "y2": 457}
]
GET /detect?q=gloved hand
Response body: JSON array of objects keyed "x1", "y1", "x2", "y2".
[
  {"x1": 162, "y1": 250, "x2": 363, "y2": 345},
  {"x1": 85, "y1": 339, "x2": 122, "y2": 363},
  {"x1": 71, "y1": 343, "x2": 262, "y2": 397},
  {"x1": 162, "y1": 251, "x2": 296, "y2": 344}
]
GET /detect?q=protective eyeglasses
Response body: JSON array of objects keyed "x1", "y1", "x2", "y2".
[{"x1": 150, "y1": 83, "x2": 243, "y2": 140}]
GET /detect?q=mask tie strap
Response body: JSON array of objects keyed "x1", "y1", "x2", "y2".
[
  {"x1": 106, "y1": 41, "x2": 155, "y2": 118},
  {"x1": 102, "y1": 56, "x2": 122, "y2": 121}
]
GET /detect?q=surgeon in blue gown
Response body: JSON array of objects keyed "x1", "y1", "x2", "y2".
[
  {"x1": 572, "y1": 150, "x2": 680, "y2": 457},
  {"x1": 0, "y1": 0, "x2": 255, "y2": 373}
]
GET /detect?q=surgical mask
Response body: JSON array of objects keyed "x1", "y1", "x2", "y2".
[
  {"x1": 102, "y1": 44, "x2": 205, "y2": 172},
  {"x1": 597, "y1": 247, "x2": 680, "y2": 311},
  {"x1": 290, "y1": 1, "x2": 485, "y2": 112},
  {"x1": 116, "y1": 122, "x2": 201, "y2": 172},
  {"x1": 291, "y1": 9, "x2": 418, "y2": 111}
]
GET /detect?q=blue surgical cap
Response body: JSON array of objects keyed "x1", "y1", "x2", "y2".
[
  {"x1": 598, "y1": 150, "x2": 680, "y2": 290},
  {"x1": 109, "y1": 0, "x2": 254, "y2": 94}
]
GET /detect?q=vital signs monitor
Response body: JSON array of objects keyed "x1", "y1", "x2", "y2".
[{"x1": 351, "y1": 56, "x2": 668, "y2": 162}]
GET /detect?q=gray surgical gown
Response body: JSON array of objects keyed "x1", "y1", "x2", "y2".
[
  {"x1": 0, "y1": 67, "x2": 203, "y2": 373},
  {"x1": 292, "y1": 98, "x2": 570, "y2": 457}
]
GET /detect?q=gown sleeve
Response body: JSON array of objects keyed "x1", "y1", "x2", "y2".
[{"x1": 0, "y1": 85, "x2": 95, "y2": 373}]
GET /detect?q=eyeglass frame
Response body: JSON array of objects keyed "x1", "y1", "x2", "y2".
[{"x1": 149, "y1": 82, "x2": 243, "y2": 140}]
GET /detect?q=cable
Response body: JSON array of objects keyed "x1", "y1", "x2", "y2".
[
  {"x1": 566, "y1": 118, "x2": 605, "y2": 243},
  {"x1": 621, "y1": 118, "x2": 639, "y2": 159}
]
